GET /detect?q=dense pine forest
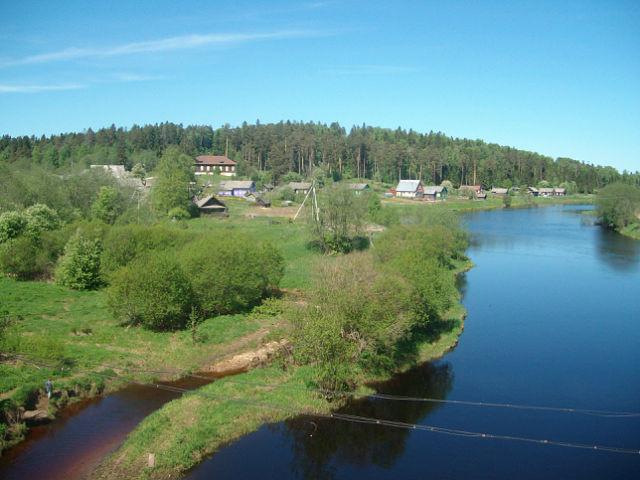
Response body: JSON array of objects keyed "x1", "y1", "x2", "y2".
[{"x1": 1, "y1": 121, "x2": 638, "y2": 192}]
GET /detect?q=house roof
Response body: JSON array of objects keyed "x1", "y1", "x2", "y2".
[
  {"x1": 195, "y1": 155, "x2": 237, "y2": 166},
  {"x1": 288, "y1": 182, "x2": 312, "y2": 190},
  {"x1": 195, "y1": 195, "x2": 227, "y2": 209},
  {"x1": 554, "y1": 188, "x2": 566, "y2": 193},
  {"x1": 491, "y1": 187, "x2": 509, "y2": 194},
  {"x1": 539, "y1": 187, "x2": 555, "y2": 193},
  {"x1": 395, "y1": 180, "x2": 422, "y2": 192},
  {"x1": 423, "y1": 185, "x2": 446, "y2": 195},
  {"x1": 348, "y1": 183, "x2": 370, "y2": 190},
  {"x1": 90, "y1": 164, "x2": 127, "y2": 179},
  {"x1": 459, "y1": 185, "x2": 482, "y2": 191},
  {"x1": 528, "y1": 187, "x2": 539, "y2": 193},
  {"x1": 219, "y1": 180, "x2": 255, "y2": 190}
]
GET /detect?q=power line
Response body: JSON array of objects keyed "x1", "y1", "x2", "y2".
[
  {"x1": 9, "y1": 354, "x2": 640, "y2": 456},
  {"x1": 8, "y1": 352, "x2": 640, "y2": 419}
]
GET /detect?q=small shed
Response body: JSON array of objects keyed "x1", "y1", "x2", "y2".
[
  {"x1": 348, "y1": 183, "x2": 371, "y2": 195},
  {"x1": 218, "y1": 180, "x2": 256, "y2": 197},
  {"x1": 491, "y1": 187, "x2": 509, "y2": 196},
  {"x1": 288, "y1": 182, "x2": 312, "y2": 195},
  {"x1": 476, "y1": 192, "x2": 487, "y2": 200},
  {"x1": 395, "y1": 180, "x2": 423, "y2": 198},
  {"x1": 195, "y1": 195, "x2": 228, "y2": 216},
  {"x1": 423, "y1": 185, "x2": 448, "y2": 202}
]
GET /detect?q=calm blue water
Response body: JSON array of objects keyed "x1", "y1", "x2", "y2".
[{"x1": 187, "y1": 205, "x2": 640, "y2": 479}]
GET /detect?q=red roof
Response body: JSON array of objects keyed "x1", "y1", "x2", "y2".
[{"x1": 195, "y1": 155, "x2": 237, "y2": 166}]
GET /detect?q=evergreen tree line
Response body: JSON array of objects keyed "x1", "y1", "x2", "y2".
[{"x1": 2, "y1": 121, "x2": 638, "y2": 192}]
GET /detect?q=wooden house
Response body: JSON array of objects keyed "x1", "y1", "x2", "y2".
[
  {"x1": 459, "y1": 185, "x2": 482, "y2": 195},
  {"x1": 348, "y1": 183, "x2": 371, "y2": 195},
  {"x1": 527, "y1": 187, "x2": 539, "y2": 196},
  {"x1": 395, "y1": 180, "x2": 423, "y2": 199},
  {"x1": 476, "y1": 192, "x2": 487, "y2": 200},
  {"x1": 194, "y1": 195, "x2": 228, "y2": 216},
  {"x1": 288, "y1": 182, "x2": 312, "y2": 195},
  {"x1": 491, "y1": 187, "x2": 509, "y2": 196},
  {"x1": 423, "y1": 185, "x2": 448, "y2": 202},
  {"x1": 218, "y1": 180, "x2": 256, "y2": 197},
  {"x1": 195, "y1": 155, "x2": 237, "y2": 176},
  {"x1": 539, "y1": 187, "x2": 555, "y2": 197},
  {"x1": 553, "y1": 188, "x2": 566, "y2": 196}
]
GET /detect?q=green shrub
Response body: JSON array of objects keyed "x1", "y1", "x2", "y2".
[
  {"x1": 23, "y1": 204, "x2": 60, "y2": 236},
  {"x1": 0, "y1": 211, "x2": 26, "y2": 243},
  {"x1": 107, "y1": 254, "x2": 197, "y2": 331},
  {"x1": 167, "y1": 207, "x2": 191, "y2": 221},
  {"x1": 0, "y1": 231, "x2": 66, "y2": 280},
  {"x1": 91, "y1": 186, "x2": 123, "y2": 224},
  {"x1": 178, "y1": 234, "x2": 284, "y2": 316},
  {"x1": 101, "y1": 224, "x2": 192, "y2": 276},
  {"x1": 55, "y1": 230, "x2": 103, "y2": 289},
  {"x1": 597, "y1": 182, "x2": 640, "y2": 230}
]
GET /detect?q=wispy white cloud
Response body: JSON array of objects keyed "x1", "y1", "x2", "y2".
[
  {"x1": 320, "y1": 64, "x2": 420, "y2": 76},
  {"x1": 110, "y1": 72, "x2": 165, "y2": 82},
  {"x1": 0, "y1": 83, "x2": 86, "y2": 94},
  {"x1": 2, "y1": 30, "x2": 320, "y2": 67}
]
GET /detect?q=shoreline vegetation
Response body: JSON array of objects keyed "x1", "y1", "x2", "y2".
[
  {"x1": 1, "y1": 194, "x2": 583, "y2": 464},
  {"x1": 594, "y1": 182, "x2": 640, "y2": 241}
]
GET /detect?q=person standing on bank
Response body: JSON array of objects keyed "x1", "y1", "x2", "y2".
[{"x1": 44, "y1": 379, "x2": 53, "y2": 399}]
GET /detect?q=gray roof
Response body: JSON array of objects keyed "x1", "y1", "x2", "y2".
[
  {"x1": 423, "y1": 185, "x2": 446, "y2": 195},
  {"x1": 348, "y1": 183, "x2": 370, "y2": 190},
  {"x1": 528, "y1": 186, "x2": 539, "y2": 192},
  {"x1": 554, "y1": 188, "x2": 566, "y2": 193},
  {"x1": 195, "y1": 195, "x2": 226, "y2": 209},
  {"x1": 395, "y1": 180, "x2": 422, "y2": 192},
  {"x1": 539, "y1": 187, "x2": 555, "y2": 194},
  {"x1": 219, "y1": 180, "x2": 255, "y2": 190},
  {"x1": 288, "y1": 182, "x2": 312, "y2": 190},
  {"x1": 491, "y1": 187, "x2": 509, "y2": 194}
]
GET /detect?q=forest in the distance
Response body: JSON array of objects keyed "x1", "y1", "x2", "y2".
[{"x1": 1, "y1": 121, "x2": 638, "y2": 192}]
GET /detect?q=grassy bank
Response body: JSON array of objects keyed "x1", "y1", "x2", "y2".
[
  {"x1": 0, "y1": 214, "x2": 320, "y2": 451},
  {"x1": 92, "y1": 249, "x2": 472, "y2": 480},
  {"x1": 619, "y1": 223, "x2": 640, "y2": 240}
]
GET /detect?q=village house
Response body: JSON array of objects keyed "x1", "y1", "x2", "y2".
[
  {"x1": 459, "y1": 185, "x2": 482, "y2": 195},
  {"x1": 288, "y1": 182, "x2": 312, "y2": 195},
  {"x1": 476, "y1": 192, "x2": 487, "y2": 200},
  {"x1": 553, "y1": 188, "x2": 566, "y2": 196},
  {"x1": 194, "y1": 155, "x2": 237, "y2": 176},
  {"x1": 394, "y1": 179, "x2": 423, "y2": 199},
  {"x1": 528, "y1": 186, "x2": 540, "y2": 196},
  {"x1": 194, "y1": 195, "x2": 228, "y2": 216},
  {"x1": 538, "y1": 187, "x2": 555, "y2": 197},
  {"x1": 423, "y1": 185, "x2": 448, "y2": 202},
  {"x1": 218, "y1": 180, "x2": 256, "y2": 197},
  {"x1": 491, "y1": 187, "x2": 509, "y2": 196},
  {"x1": 348, "y1": 183, "x2": 371, "y2": 195}
]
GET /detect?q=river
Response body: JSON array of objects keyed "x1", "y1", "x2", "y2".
[
  {"x1": 1, "y1": 205, "x2": 639, "y2": 479},
  {"x1": 185, "y1": 205, "x2": 640, "y2": 479}
]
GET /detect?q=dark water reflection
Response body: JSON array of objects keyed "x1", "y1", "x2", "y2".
[{"x1": 187, "y1": 206, "x2": 640, "y2": 480}]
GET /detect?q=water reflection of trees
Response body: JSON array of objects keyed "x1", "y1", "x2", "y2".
[
  {"x1": 284, "y1": 361, "x2": 454, "y2": 479},
  {"x1": 595, "y1": 227, "x2": 640, "y2": 272}
]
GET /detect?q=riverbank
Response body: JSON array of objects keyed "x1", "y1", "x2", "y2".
[
  {"x1": 92, "y1": 253, "x2": 472, "y2": 480},
  {"x1": 620, "y1": 223, "x2": 640, "y2": 240}
]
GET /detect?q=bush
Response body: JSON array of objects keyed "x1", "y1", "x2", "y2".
[
  {"x1": 167, "y1": 207, "x2": 191, "y2": 221},
  {"x1": 0, "y1": 231, "x2": 67, "y2": 280},
  {"x1": 0, "y1": 211, "x2": 26, "y2": 243},
  {"x1": 91, "y1": 186, "x2": 122, "y2": 224},
  {"x1": 178, "y1": 234, "x2": 284, "y2": 316},
  {"x1": 101, "y1": 224, "x2": 192, "y2": 276},
  {"x1": 279, "y1": 186, "x2": 295, "y2": 202},
  {"x1": 55, "y1": 230, "x2": 103, "y2": 289},
  {"x1": 107, "y1": 254, "x2": 197, "y2": 331},
  {"x1": 23, "y1": 204, "x2": 60, "y2": 236},
  {"x1": 597, "y1": 182, "x2": 640, "y2": 230}
]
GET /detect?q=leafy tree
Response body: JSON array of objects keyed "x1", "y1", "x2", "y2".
[
  {"x1": 0, "y1": 231, "x2": 66, "y2": 280},
  {"x1": 151, "y1": 147, "x2": 195, "y2": 214},
  {"x1": 107, "y1": 254, "x2": 197, "y2": 331},
  {"x1": 597, "y1": 182, "x2": 640, "y2": 230},
  {"x1": 91, "y1": 186, "x2": 123, "y2": 224},
  {"x1": 55, "y1": 230, "x2": 103, "y2": 289},
  {"x1": 167, "y1": 207, "x2": 191, "y2": 221},
  {"x1": 131, "y1": 163, "x2": 147, "y2": 183},
  {"x1": 23, "y1": 204, "x2": 60, "y2": 236},
  {"x1": 0, "y1": 211, "x2": 26, "y2": 243}
]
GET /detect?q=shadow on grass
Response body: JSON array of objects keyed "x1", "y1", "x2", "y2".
[{"x1": 393, "y1": 317, "x2": 460, "y2": 366}]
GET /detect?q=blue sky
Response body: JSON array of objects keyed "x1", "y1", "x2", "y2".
[{"x1": 0, "y1": 0, "x2": 638, "y2": 171}]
